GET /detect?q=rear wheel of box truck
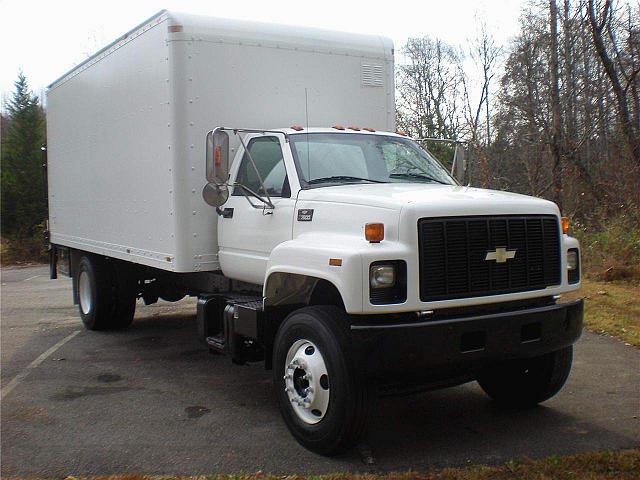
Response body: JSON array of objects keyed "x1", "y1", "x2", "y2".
[
  {"x1": 76, "y1": 254, "x2": 137, "y2": 330},
  {"x1": 273, "y1": 306, "x2": 371, "y2": 455},
  {"x1": 477, "y1": 345, "x2": 573, "y2": 408}
]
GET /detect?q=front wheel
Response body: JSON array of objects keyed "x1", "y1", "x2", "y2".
[
  {"x1": 477, "y1": 346, "x2": 573, "y2": 408},
  {"x1": 273, "y1": 306, "x2": 370, "y2": 455}
]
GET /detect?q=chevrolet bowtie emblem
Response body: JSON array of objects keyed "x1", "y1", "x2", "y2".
[{"x1": 485, "y1": 247, "x2": 517, "y2": 263}]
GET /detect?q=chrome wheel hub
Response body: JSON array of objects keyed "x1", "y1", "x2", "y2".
[
  {"x1": 284, "y1": 339, "x2": 330, "y2": 424},
  {"x1": 78, "y1": 270, "x2": 92, "y2": 315}
]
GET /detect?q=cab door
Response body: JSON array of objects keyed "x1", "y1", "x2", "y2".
[{"x1": 218, "y1": 134, "x2": 296, "y2": 284}]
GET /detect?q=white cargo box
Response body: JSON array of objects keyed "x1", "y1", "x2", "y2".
[{"x1": 47, "y1": 10, "x2": 394, "y2": 272}]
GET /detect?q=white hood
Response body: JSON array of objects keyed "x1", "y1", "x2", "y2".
[{"x1": 297, "y1": 183, "x2": 560, "y2": 217}]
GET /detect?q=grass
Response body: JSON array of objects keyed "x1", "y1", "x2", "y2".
[
  {"x1": 565, "y1": 279, "x2": 640, "y2": 347},
  {"x1": 29, "y1": 449, "x2": 639, "y2": 479},
  {"x1": 573, "y1": 209, "x2": 640, "y2": 283}
]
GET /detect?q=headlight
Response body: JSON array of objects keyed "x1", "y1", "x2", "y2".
[
  {"x1": 370, "y1": 264, "x2": 396, "y2": 288},
  {"x1": 567, "y1": 248, "x2": 580, "y2": 284},
  {"x1": 567, "y1": 250, "x2": 578, "y2": 270}
]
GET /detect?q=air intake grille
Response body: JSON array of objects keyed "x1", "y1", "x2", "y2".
[{"x1": 418, "y1": 216, "x2": 561, "y2": 301}]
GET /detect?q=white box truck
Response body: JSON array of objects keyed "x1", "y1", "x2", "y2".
[{"x1": 47, "y1": 10, "x2": 583, "y2": 455}]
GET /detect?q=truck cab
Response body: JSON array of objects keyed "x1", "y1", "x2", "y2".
[{"x1": 200, "y1": 125, "x2": 583, "y2": 454}]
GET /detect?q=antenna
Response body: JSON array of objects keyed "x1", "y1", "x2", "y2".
[{"x1": 305, "y1": 88, "x2": 310, "y2": 179}]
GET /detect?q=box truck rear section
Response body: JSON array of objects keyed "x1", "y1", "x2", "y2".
[
  {"x1": 47, "y1": 11, "x2": 393, "y2": 316},
  {"x1": 47, "y1": 10, "x2": 394, "y2": 272}
]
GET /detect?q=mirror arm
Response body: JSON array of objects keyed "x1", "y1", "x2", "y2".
[
  {"x1": 234, "y1": 183, "x2": 275, "y2": 210},
  {"x1": 236, "y1": 133, "x2": 275, "y2": 209}
]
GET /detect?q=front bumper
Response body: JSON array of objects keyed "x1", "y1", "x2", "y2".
[{"x1": 351, "y1": 299, "x2": 583, "y2": 390}]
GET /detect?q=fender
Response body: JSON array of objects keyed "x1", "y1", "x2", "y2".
[{"x1": 264, "y1": 235, "x2": 364, "y2": 313}]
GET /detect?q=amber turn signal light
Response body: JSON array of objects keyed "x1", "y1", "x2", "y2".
[
  {"x1": 365, "y1": 223, "x2": 384, "y2": 243},
  {"x1": 561, "y1": 216, "x2": 569, "y2": 234}
]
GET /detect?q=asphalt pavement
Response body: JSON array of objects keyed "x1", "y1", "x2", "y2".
[{"x1": 1, "y1": 265, "x2": 639, "y2": 476}]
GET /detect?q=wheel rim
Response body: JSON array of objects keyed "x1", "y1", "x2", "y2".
[
  {"x1": 284, "y1": 339, "x2": 330, "y2": 425},
  {"x1": 78, "y1": 270, "x2": 92, "y2": 315}
]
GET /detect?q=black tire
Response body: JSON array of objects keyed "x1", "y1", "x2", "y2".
[
  {"x1": 160, "y1": 293, "x2": 186, "y2": 302},
  {"x1": 477, "y1": 346, "x2": 573, "y2": 408},
  {"x1": 76, "y1": 255, "x2": 137, "y2": 330},
  {"x1": 273, "y1": 305, "x2": 370, "y2": 455}
]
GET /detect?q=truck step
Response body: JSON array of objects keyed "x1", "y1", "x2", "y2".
[{"x1": 205, "y1": 333, "x2": 226, "y2": 352}]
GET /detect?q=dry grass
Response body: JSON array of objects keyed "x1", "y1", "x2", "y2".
[
  {"x1": 0, "y1": 235, "x2": 47, "y2": 266},
  {"x1": 573, "y1": 208, "x2": 640, "y2": 283},
  {"x1": 565, "y1": 279, "x2": 640, "y2": 347},
  {"x1": 6, "y1": 449, "x2": 634, "y2": 480}
]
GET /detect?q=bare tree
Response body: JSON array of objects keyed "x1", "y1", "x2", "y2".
[
  {"x1": 550, "y1": 0, "x2": 565, "y2": 209},
  {"x1": 396, "y1": 37, "x2": 468, "y2": 140},
  {"x1": 464, "y1": 20, "x2": 502, "y2": 187},
  {"x1": 395, "y1": 0, "x2": 639, "y2": 220},
  {"x1": 588, "y1": 0, "x2": 640, "y2": 164}
]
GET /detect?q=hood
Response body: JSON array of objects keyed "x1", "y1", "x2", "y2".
[{"x1": 297, "y1": 183, "x2": 560, "y2": 217}]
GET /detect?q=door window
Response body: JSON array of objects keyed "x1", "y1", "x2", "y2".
[{"x1": 234, "y1": 136, "x2": 289, "y2": 197}]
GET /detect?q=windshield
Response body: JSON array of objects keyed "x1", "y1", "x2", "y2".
[{"x1": 289, "y1": 133, "x2": 456, "y2": 187}]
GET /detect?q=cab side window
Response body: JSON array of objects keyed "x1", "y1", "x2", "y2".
[{"x1": 234, "y1": 136, "x2": 290, "y2": 197}]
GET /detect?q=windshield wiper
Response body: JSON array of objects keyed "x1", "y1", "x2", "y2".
[
  {"x1": 307, "y1": 176, "x2": 387, "y2": 185},
  {"x1": 389, "y1": 172, "x2": 449, "y2": 185}
]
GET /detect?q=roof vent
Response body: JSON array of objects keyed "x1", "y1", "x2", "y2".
[{"x1": 361, "y1": 64, "x2": 384, "y2": 87}]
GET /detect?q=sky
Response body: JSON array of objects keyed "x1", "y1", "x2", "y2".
[{"x1": 0, "y1": 0, "x2": 525, "y2": 108}]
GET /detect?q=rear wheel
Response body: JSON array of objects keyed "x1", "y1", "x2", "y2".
[
  {"x1": 76, "y1": 254, "x2": 137, "y2": 330},
  {"x1": 477, "y1": 346, "x2": 573, "y2": 408},
  {"x1": 273, "y1": 305, "x2": 370, "y2": 455}
]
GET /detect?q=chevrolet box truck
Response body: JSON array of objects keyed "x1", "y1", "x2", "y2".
[{"x1": 47, "y1": 10, "x2": 583, "y2": 454}]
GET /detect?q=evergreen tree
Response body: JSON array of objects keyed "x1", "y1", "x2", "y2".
[{"x1": 1, "y1": 72, "x2": 47, "y2": 238}]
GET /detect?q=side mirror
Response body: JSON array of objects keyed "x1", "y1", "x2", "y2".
[
  {"x1": 204, "y1": 128, "x2": 230, "y2": 207},
  {"x1": 451, "y1": 144, "x2": 466, "y2": 182},
  {"x1": 206, "y1": 128, "x2": 230, "y2": 184}
]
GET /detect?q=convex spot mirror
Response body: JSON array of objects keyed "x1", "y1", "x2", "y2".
[
  {"x1": 203, "y1": 129, "x2": 230, "y2": 207},
  {"x1": 202, "y1": 182, "x2": 229, "y2": 207}
]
